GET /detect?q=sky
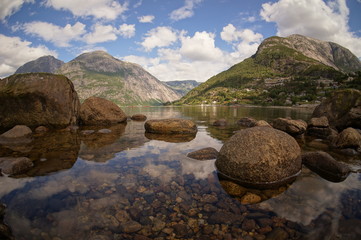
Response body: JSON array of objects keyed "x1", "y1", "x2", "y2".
[{"x1": 0, "y1": 0, "x2": 360, "y2": 82}]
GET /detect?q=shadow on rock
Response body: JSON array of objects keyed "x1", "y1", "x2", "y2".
[{"x1": 145, "y1": 132, "x2": 196, "y2": 143}]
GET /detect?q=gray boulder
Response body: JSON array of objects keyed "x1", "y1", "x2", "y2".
[
  {"x1": 216, "y1": 126, "x2": 302, "y2": 189},
  {"x1": 334, "y1": 127, "x2": 361, "y2": 150}
]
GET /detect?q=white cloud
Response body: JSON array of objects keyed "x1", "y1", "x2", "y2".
[
  {"x1": 260, "y1": 0, "x2": 361, "y2": 57},
  {"x1": 221, "y1": 24, "x2": 263, "y2": 44},
  {"x1": 118, "y1": 23, "x2": 135, "y2": 38},
  {"x1": 23, "y1": 21, "x2": 86, "y2": 47},
  {"x1": 83, "y1": 24, "x2": 117, "y2": 44},
  {"x1": 140, "y1": 26, "x2": 178, "y2": 52},
  {"x1": 170, "y1": 0, "x2": 203, "y2": 21},
  {"x1": 138, "y1": 15, "x2": 155, "y2": 23},
  {"x1": 0, "y1": 34, "x2": 57, "y2": 77},
  {"x1": 45, "y1": 0, "x2": 128, "y2": 20},
  {"x1": 180, "y1": 31, "x2": 223, "y2": 61},
  {"x1": 0, "y1": 0, "x2": 34, "y2": 21}
]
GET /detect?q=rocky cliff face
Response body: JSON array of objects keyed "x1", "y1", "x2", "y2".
[
  {"x1": 57, "y1": 51, "x2": 182, "y2": 105},
  {"x1": 256, "y1": 34, "x2": 361, "y2": 73},
  {"x1": 15, "y1": 56, "x2": 64, "y2": 74}
]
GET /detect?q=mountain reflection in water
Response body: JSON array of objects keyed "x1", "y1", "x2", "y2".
[{"x1": 0, "y1": 105, "x2": 360, "y2": 240}]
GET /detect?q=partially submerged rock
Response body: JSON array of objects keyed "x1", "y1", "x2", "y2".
[
  {"x1": 187, "y1": 147, "x2": 219, "y2": 160},
  {"x1": 216, "y1": 126, "x2": 302, "y2": 189},
  {"x1": 312, "y1": 89, "x2": 361, "y2": 130},
  {"x1": 131, "y1": 114, "x2": 147, "y2": 121},
  {"x1": 254, "y1": 120, "x2": 272, "y2": 127},
  {"x1": 212, "y1": 119, "x2": 227, "y2": 127},
  {"x1": 272, "y1": 118, "x2": 307, "y2": 136},
  {"x1": 80, "y1": 96, "x2": 127, "y2": 125},
  {"x1": 334, "y1": 127, "x2": 361, "y2": 150},
  {"x1": 144, "y1": 119, "x2": 197, "y2": 134},
  {"x1": 0, "y1": 157, "x2": 33, "y2": 175},
  {"x1": 307, "y1": 116, "x2": 334, "y2": 139},
  {"x1": 145, "y1": 132, "x2": 196, "y2": 143},
  {"x1": 0, "y1": 125, "x2": 32, "y2": 138},
  {"x1": 302, "y1": 151, "x2": 351, "y2": 182},
  {"x1": 0, "y1": 73, "x2": 80, "y2": 130},
  {"x1": 237, "y1": 117, "x2": 257, "y2": 127}
]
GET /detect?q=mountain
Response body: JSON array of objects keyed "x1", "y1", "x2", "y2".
[
  {"x1": 56, "y1": 51, "x2": 182, "y2": 106},
  {"x1": 15, "y1": 56, "x2": 64, "y2": 74},
  {"x1": 177, "y1": 34, "x2": 361, "y2": 106},
  {"x1": 163, "y1": 80, "x2": 200, "y2": 96}
]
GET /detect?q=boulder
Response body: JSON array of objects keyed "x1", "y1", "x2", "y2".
[
  {"x1": 312, "y1": 89, "x2": 361, "y2": 131},
  {"x1": 0, "y1": 157, "x2": 33, "y2": 175},
  {"x1": 187, "y1": 147, "x2": 219, "y2": 160},
  {"x1": 212, "y1": 119, "x2": 227, "y2": 127},
  {"x1": 307, "y1": 116, "x2": 335, "y2": 139},
  {"x1": 216, "y1": 126, "x2": 302, "y2": 189},
  {"x1": 0, "y1": 73, "x2": 80, "y2": 130},
  {"x1": 302, "y1": 151, "x2": 351, "y2": 182},
  {"x1": 80, "y1": 97, "x2": 127, "y2": 125},
  {"x1": 272, "y1": 118, "x2": 307, "y2": 136},
  {"x1": 144, "y1": 119, "x2": 197, "y2": 134},
  {"x1": 254, "y1": 120, "x2": 272, "y2": 127},
  {"x1": 308, "y1": 116, "x2": 329, "y2": 128},
  {"x1": 131, "y1": 114, "x2": 147, "y2": 121},
  {"x1": 237, "y1": 117, "x2": 257, "y2": 127},
  {"x1": 0, "y1": 125, "x2": 32, "y2": 138},
  {"x1": 334, "y1": 127, "x2": 361, "y2": 149}
]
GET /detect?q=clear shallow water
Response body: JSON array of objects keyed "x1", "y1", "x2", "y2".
[{"x1": 0, "y1": 105, "x2": 360, "y2": 240}]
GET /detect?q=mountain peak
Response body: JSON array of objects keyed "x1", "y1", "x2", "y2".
[{"x1": 15, "y1": 55, "x2": 64, "y2": 74}]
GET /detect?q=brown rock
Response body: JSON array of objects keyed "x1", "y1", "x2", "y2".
[
  {"x1": 0, "y1": 73, "x2": 80, "y2": 130},
  {"x1": 145, "y1": 132, "x2": 195, "y2": 143},
  {"x1": 219, "y1": 180, "x2": 247, "y2": 196},
  {"x1": 121, "y1": 221, "x2": 142, "y2": 233},
  {"x1": 34, "y1": 126, "x2": 49, "y2": 133},
  {"x1": 238, "y1": 117, "x2": 257, "y2": 127},
  {"x1": 308, "y1": 116, "x2": 329, "y2": 128},
  {"x1": 334, "y1": 127, "x2": 361, "y2": 149},
  {"x1": 213, "y1": 119, "x2": 227, "y2": 126},
  {"x1": 80, "y1": 97, "x2": 127, "y2": 125},
  {"x1": 240, "y1": 193, "x2": 262, "y2": 205},
  {"x1": 187, "y1": 147, "x2": 219, "y2": 160},
  {"x1": 0, "y1": 125, "x2": 32, "y2": 138},
  {"x1": 144, "y1": 118, "x2": 197, "y2": 134},
  {"x1": 254, "y1": 120, "x2": 271, "y2": 127},
  {"x1": 312, "y1": 89, "x2": 361, "y2": 130},
  {"x1": 242, "y1": 219, "x2": 256, "y2": 232},
  {"x1": 272, "y1": 118, "x2": 307, "y2": 136},
  {"x1": 0, "y1": 157, "x2": 33, "y2": 175},
  {"x1": 302, "y1": 151, "x2": 351, "y2": 182},
  {"x1": 216, "y1": 126, "x2": 302, "y2": 189},
  {"x1": 131, "y1": 114, "x2": 147, "y2": 121}
]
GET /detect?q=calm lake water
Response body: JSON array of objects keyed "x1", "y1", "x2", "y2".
[{"x1": 1, "y1": 105, "x2": 360, "y2": 240}]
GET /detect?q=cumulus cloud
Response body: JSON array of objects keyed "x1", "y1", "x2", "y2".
[
  {"x1": 260, "y1": 0, "x2": 361, "y2": 57},
  {"x1": 0, "y1": 0, "x2": 34, "y2": 21},
  {"x1": 170, "y1": 0, "x2": 203, "y2": 21},
  {"x1": 83, "y1": 24, "x2": 117, "y2": 44},
  {"x1": 138, "y1": 15, "x2": 155, "y2": 23},
  {"x1": 180, "y1": 31, "x2": 223, "y2": 61},
  {"x1": 0, "y1": 34, "x2": 57, "y2": 77},
  {"x1": 140, "y1": 26, "x2": 178, "y2": 52},
  {"x1": 118, "y1": 23, "x2": 135, "y2": 38},
  {"x1": 23, "y1": 21, "x2": 86, "y2": 47},
  {"x1": 44, "y1": 0, "x2": 128, "y2": 20}
]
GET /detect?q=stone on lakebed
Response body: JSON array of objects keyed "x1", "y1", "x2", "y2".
[
  {"x1": 144, "y1": 118, "x2": 197, "y2": 134},
  {"x1": 215, "y1": 126, "x2": 302, "y2": 189}
]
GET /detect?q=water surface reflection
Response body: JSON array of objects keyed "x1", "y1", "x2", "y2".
[{"x1": 0, "y1": 105, "x2": 360, "y2": 240}]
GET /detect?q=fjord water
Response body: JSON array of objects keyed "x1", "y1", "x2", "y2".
[{"x1": 1, "y1": 106, "x2": 360, "y2": 240}]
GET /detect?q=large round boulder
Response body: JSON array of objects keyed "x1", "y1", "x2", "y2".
[
  {"x1": 0, "y1": 73, "x2": 80, "y2": 130},
  {"x1": 215, "y1": 126, "x2": 302, "y2": 189},
  {"x1": 144, "y1": 119, "x2": 197, "y2": 134},
  {"x1": 334, "y1": 127, "x2": 361, "y2": 150},
  {"x1": 312, "y1": 89, "x2": 361, "y2": 130},
  {"x1": 80, "y1": 97, "x2": 127, "y2": 125}
]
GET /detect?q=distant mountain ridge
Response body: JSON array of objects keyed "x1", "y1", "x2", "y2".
[
  {"x1": 15, "y1": 56, "x2": 64, "y2": 74},
  {"x1": 14, "y1": 51, "x2": 182, "y2": 106},
  {"x1": 163, "y1": 80, "x2": 200, "y2": 96},
  {"x1": 177, "y1": 34, "x2": 361, "y2": 106}
]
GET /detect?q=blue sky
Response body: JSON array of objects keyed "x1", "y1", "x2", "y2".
[{"x1": 0, "y1": 0, "x2": 360, "y2": 81}]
